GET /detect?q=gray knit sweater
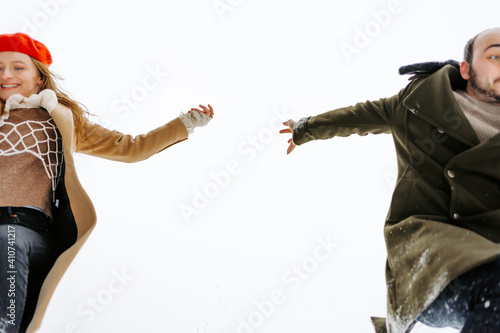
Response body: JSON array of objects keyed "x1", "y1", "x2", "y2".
[{"x1": 453, "y1": 90, "x2": 500, "y2": 143}]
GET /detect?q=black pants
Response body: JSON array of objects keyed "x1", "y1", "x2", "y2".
[
  {"x1": 417, "y1": 256, "x2": 500, "y2": 332},
  {"x1": 0, "y1": 207, "x2": 57, "y2": 333}
]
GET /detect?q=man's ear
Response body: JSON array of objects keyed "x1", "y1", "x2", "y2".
[{"x1": 460, "y1": 61, "x2": 471, "y2": 80}]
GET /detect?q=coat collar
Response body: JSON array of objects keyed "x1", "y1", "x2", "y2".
[{"x1": 402, "y1": 65, "x2": 480, "y2": 147}]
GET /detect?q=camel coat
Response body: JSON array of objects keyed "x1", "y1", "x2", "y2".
[
  {"x1": 27, "y1": 104, "x2": 188, "y2": 332},
  {"x1": 293, "y1": 65, "x2": 500, "y2": 332}
]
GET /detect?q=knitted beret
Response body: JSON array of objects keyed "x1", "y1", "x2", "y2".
[{"x1": 0, "y1": 32, "x2": 52, "y2": 66}]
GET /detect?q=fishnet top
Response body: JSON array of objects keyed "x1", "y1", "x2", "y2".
[{"x1": 0, "y1": 107, "x2": 63, "y2": 217}]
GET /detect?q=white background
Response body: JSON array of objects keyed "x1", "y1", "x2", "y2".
[{"x1": 2, "y1": 0, "x2": 499, "y2": 332}]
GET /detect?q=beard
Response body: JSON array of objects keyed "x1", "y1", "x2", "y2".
[{"x1": 469, "y1": 67, "x2": 500, "y2": 104}]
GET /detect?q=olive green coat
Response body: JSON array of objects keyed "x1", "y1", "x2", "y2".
[{"x1": 293, "y1": 65, "x2": 500, "y2": 333}]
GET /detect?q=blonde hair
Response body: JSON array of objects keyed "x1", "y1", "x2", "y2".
[{"x1": 0, "y1": 57, "x2": 91, "y2": 144}]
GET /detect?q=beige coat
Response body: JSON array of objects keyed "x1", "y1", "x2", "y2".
[{"x1": 27, "y1": 103, "x2": 188, "y2": 332}]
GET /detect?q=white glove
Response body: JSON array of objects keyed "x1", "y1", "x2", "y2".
[
  {"x1": 179, "y1": 111, "x2": 212, "y2": 134},
  {"x1": 4, "y1": 89, "x2": 58, "y2": 113}
]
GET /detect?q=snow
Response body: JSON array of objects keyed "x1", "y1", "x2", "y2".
[{"x1": 1, "y1": 0, "x2": 498, "y2": 332}]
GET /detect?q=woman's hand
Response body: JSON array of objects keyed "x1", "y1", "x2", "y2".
[
  {"x1": 189, "y1": 104, "x2": 214, "y2": 118},
  {"x1": 179, "y1": 104, "x2": 214, "y2": 134},
  {"x1": 279, "y1": 119, "x2": 296, "y2": 155}
]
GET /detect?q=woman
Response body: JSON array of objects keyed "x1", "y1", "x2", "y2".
[{"x1": 0, "y1": 32, "x2": 214, "y2": 333}]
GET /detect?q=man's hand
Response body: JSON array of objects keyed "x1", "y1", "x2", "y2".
[{"x1": 279, "y1": 119, "x2": 296, "y2": 155}]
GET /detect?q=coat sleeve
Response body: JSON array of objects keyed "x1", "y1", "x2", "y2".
[
  {"x1": 292, "y1": 88, "x2": 407, "y2": 145},
  {"x1": 76, "y1": 117, "x2": 189, "y2": 162}
]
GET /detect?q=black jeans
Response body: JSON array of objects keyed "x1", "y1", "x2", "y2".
[
  {"x1": 0, "y1": 207, "x2": 57, "y2": 333},
  {"x1": 417, "y1": 257, "x2": 500, "y2": 332}
]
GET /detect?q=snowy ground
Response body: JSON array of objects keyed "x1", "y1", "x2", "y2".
[{"x1": 1, "y1": 0, "x2": 498, "y2": 332}]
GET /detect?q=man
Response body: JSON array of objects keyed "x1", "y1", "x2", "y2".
[{"x1": 281, "y1": 28, "x2": 500, "y2": 332}]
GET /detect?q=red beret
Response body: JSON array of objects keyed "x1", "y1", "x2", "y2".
[{"x1": 0, "y1": 33, "x2": 52, "y2": 66}]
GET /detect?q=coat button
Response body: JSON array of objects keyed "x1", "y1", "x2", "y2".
[{"x1": 447, "y1": 170, "x2": 455, "y2": 178}]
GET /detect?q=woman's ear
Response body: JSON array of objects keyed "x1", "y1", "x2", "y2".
[{"x1": 460, "y1": 61, "x2": 471, "y2": 80}]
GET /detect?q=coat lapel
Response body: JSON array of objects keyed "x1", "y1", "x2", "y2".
[
  {"x1": 402, "y1": 66, "x2": 480, "y2": 147},
  {"x1": 50, "y1": 103, "x2": 76, "y2": 154}
]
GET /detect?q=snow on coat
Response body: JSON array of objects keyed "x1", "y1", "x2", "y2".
[{"x1": 293, "y1": 65, "x2": 500, "y2": 333}]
